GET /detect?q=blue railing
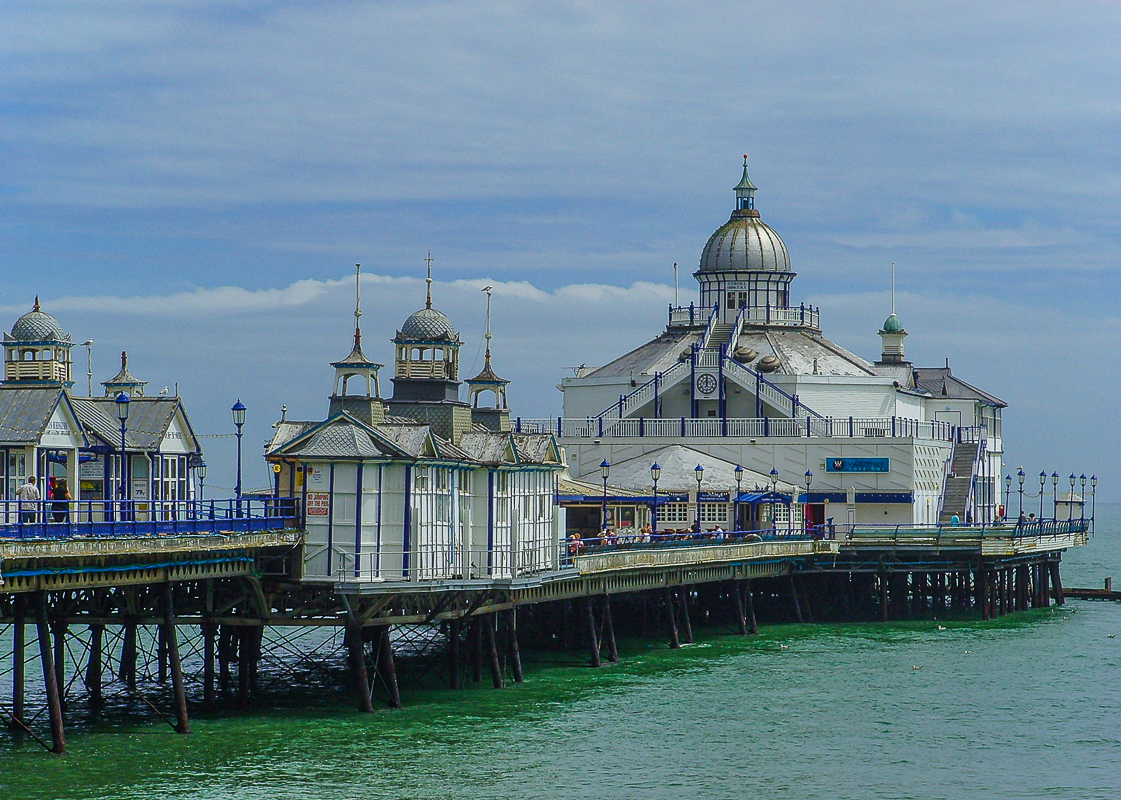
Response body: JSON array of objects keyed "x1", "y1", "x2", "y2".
[
  {"x1": 566, "y1": 524, "x2": 832, "y2": 558},
  {"x1": 0, "y1": 497, "x2": 301, "y2": 540}
]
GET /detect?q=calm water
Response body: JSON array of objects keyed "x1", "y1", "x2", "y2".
[{"x1": 1, "y1": 506, "x2": 1119, "y2": 800}]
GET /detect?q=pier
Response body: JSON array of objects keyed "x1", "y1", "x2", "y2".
[{"x1": 0, "y1": 506, "x2": 1089, "y2": 753}]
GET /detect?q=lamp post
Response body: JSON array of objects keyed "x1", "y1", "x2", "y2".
[
  {"x1": 115, "y1": 393, "x2": 130, "y2": 521},
  {"x1": 1090, "y1": 475, "x2": 1097, "y2": 529},
  {"x1": 1038, "y1": 471, "x2": 1046, "y2": 520},
  {"x1": 769, "y1": 467, "x2": 779, "y2": 533},
  {"x1": 650, "y1": 462, "x2": 661, "y2": 539},
  {"x1": 694, "y1": 464, "x2": 704, "y2": 533},
  {"x1": 734, "y1": 465, "x2": 744, "y2": 531},
  {"x1": 1068, "y1": 473, "x2": 1076, "y2": 522},
  {"x1": 1003, "y1": 474, "x2": 1011, "y2": 519},
  {"x1": 232, "y1": 400, "x2": 246, "y2": 500},
  {"x1": 197, "y1": 461, "x2": 207, "y2": 503},
  {"x1": 804, "y1": 470, "x2": 813, "y2": 536},
  {"x1": 1051, "y1": 472, "x2": 1058, "y2": 519},
  {"x1": 599, "y1": 459, "x2": 611, "y2": 536},
  {"x1": 1017, "y1": 467, "x2": 1025, "y2": 518},
  {"x1": 1079, "y1": 474, "x2": 1087, "y2": 525}
]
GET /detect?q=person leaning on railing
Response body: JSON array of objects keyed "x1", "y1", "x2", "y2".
[
  {"x1": 50, "y1": 477, "x2": 71, "y2": 523},
  {"x1": 16, "y1": 476, "x2": 40, "y2": 524}
]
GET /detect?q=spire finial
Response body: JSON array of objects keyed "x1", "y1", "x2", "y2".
[
  {"x1": 424, "y1": 251, "x2": 434, "y2": 309},
  {"x1": 353, "y1": 263, "x2": 363, "y2": 349},
  {"x1": 734, "y1": 154, "x2": 757, "y2": 210},
  {"x1": 482, "y1": 285, "x2": 494, "y2": 366},
  {"x1": 890, "y1": 261, "x2": 896, "y2": 315},
  {"x1": 121, "y1": 350, "x2": 127, "y2": 368},
  {"x1": 33, "y1": 295, "x2": 40, "y2": 312}
]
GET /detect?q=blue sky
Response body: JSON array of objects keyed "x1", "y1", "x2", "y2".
[{"x1": 1, "y1": 1, "x2": 1117, "y2": 499}]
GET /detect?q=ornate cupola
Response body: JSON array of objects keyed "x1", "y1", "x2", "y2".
[
  {"x1": 466, "y1": 286, "x2": 511, "y2": 432},
  {"x1": 387, "y1": 254, "x2": 473, "y2": 442},
  {"x1": 3, "y1": 297, "x2": 75, "y2": 387},
  {"x1": 102, "y1": 351, "x2": 148, "y2": 397},
  {"x1": 692, "y1": 157, "x2": 815, "y2": 329},
  {"x1": 329, "y1": 264, "x2": 386, "y2": 425},
  {"x1": 876, "y1": 264, "x2": 909, "y2": 366}
]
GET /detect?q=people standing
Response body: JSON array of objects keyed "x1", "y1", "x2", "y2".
[
  {"x1": 16, "y1": 476, "x2": 40, "y2": 524},
  {"x1": 51, "y1": 477, "x2": 71, "y2": 523}
]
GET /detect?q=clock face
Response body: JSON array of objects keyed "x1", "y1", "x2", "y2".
[{"x1": 696, "y1": 373, "x2": 718, "y2": 395}]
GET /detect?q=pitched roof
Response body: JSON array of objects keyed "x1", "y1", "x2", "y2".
[
  {"x1": 913, "y1": 367, "x2": 1007, "y2": 408},
  {"x1": 0, "y1": 387, "x2": 69, "y2": 444},
  {"x1": 71, "y1": 397, "x2": 193, "y2": 450}
]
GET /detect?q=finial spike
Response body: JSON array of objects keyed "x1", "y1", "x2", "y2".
[
  {"x1": 890, "y1": 261, "x2": 896, "y2": 315},
  {"x1": 33, "y1": 295, "x2": 40, "y2": 312},
  {"x1": 353, "y1": 263, "x2": 363, "y2": 349},
  {"x1": 121, "y1": 350, "x2": 127, "y2": 368},
  {"x1": 482, "y1": 285, "x2": 494, "y2": 365},
  {"x1": 424, "y1": 251, "x2": 434, "y2": 309}
]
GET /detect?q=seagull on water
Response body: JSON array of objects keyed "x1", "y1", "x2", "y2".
[
  {"x1": 912, "y1": 665, "x2": 923, "y2": 670},
  {"x1": 779, "y1": 644, "x2": 789, "y2": 650},
  {"x1": 937, "y1": 625, "x2": 947, "y2": 631}
]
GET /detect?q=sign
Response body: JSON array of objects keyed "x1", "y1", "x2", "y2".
[
  {"x1": 307, "y1": 492, "x2": 330, "y2": 516},
  {"x1": 80, "y1": 457, "x2": 103, "y2": 480},
  {"x1": 655, "y1": 493, "x2": 689, "y2": 503},
  {"x1": 826, "y1": 458, "x2": 889, "y2": 473},
  {"x1": 698, "y1": 491, "x2": 730, "y2": 502}
]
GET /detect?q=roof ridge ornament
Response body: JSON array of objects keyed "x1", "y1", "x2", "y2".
[
  {"x1": 353, "y1": 263, "x2": 363, "y2": 351},
  {"x1": 424, "y1": 251, "x2": 434, "y2": 309},
  {"x1": 33, "y1": 296, "x2": 40, "y2": 312},
  {"x1": 733, "y1": 154, "x2": 757, "y2": 211}
]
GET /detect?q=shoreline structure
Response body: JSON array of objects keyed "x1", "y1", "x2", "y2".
[{"x1": 0, "y1": 158, "x2": 1095, "y2": 752}]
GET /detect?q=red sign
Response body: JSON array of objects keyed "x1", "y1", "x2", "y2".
[{"x1": 307, "y1": 492, "x2": 330, "y2": 516}]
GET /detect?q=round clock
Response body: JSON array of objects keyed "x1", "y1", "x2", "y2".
[{"x1": 696, "y1": 373, "x2": 717, "y2": 395}]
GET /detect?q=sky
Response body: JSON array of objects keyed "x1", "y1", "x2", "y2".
[{"x1": 1, "y1": 1, "x2": 1118, "y2": 500}]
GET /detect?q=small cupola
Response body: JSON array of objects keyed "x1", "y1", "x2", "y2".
[
  {"x1": 466, "y1": 286, "x2": 512, "y2": 432},
  {"x1": 329, "y1": 264, "x2": 386, "y2": 425},
  {"x1": 3, "y1": 297, "x2": 75, "y2": 387},
  {"x1": 102, "y1": 350, "x2": 148, "y2": 397},
  {"x1": 733, "y1": 154, "x2": 758, "y2": 211}
]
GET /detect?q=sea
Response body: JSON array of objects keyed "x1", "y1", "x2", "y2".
[{"x1": 1, "y1": 504, "x2": 1118, "y2": 800}]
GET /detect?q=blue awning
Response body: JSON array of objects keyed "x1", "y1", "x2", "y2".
[{"x1": 734, "y1": 491, "x2": 792, "y2": 504}]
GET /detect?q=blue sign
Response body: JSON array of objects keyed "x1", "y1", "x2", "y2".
[
  {"x1": 826, "y1": 458, "x2": 889, "y2": 473},
  {"x1": 657, "y1": 493, "x2": 689, "y2": 503},
  {"x1": 698, "y1": 491, "x2": 730, "y2": 502}
]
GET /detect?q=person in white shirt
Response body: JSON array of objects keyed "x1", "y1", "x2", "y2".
[{"x1": 16, "y1": 476, "x2": 40, "y2": 524}]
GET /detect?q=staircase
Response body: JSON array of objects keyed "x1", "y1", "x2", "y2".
[
  {"x1": 938, "y1": 440, "x2": 981, "y2": 523},
  {"x1": 708, "y1": 321, "x2": 737, "y2": 350}
]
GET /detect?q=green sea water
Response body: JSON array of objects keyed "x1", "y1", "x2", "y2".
[{"x1": 1, "y1": 506, "x2": 1119, "y2": 800}]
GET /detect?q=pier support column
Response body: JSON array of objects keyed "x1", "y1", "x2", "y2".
[
  {"x1": 378, "y1": 626, "x2": 403, "y2": 708},
  {"x1": 469, "y1": 617, "x2": 483, "y2": 683},
  {"x1": 732, "y1": 581, "x2": 748, "y2": 635},
  {"x1": 345, "y1": 623, "x2": 374, "y2": 713},
  {"x1": 678, "y1": 588, "x2": 694, "y2": 644},
  {"x1": 789, "y1": 575, "x2": 804, "y2": 623},
  {"x1": 602, "y1": 596, "x2": 619, "y2": 663},
  {"x1": 506, "y1": 610, "x2": 524, "y2": 682},
  {"x1": 978, "y1": 569, "x2": 990, "y2": 620},
  {"x1": 120, "y1": 620, "x2": 138, "y2": 692},
  {"x1": 163, "y1": 584, "x2": 190, "y2": 734},
  {"x1": 664, "y1": 587, "x2": 680, "y2": 649},
  {"x1": 744, "y1": 580, "x2": 758, "y2": 634},
  {"x1": 485, "y1": 614, "x2": 505, "y2": 688},
  {"x1": 1048, "y1": 560, "x2": 1064, "y2": 606},
  {"x1": 86, "y1": 624, "x2": 104, "y2": 708},
  {"x1": 50, "y1": 619, "x2": 67, "y2": 711},
  {"x1": 237, "y1": 627, "x2": 251, "y2": 706},
  {"x1": 218, "y1": 625, "x2": 234, "y2": 699},
  {"x1": 448, "y1": 618, "x2": 462, "y2": 689},
  {"x1": 10, "y1": 595, "x2": 25, "y2": 730},
  {"x1": 201, "y1": 622, "x2": 217, "y2": 712},
  {"x1": 880, "y1": 572, "x2": 890, "y2": 622},
  {"x1": 584, "y1": 597, "x2": 601, "y2": 667},
  {"x1": 34, "y1": 593, "x2": 65, "y2": 754},
  {"x1": 157, "y1": 624, "x2": 168, "y2": 685}
]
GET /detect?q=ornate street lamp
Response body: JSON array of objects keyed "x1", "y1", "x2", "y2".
[
  {"x1": 1051, "y1": 472, "x2": 1058, "y2": 519},
  {"x1": 1039, "y1": 471, "x2": 1046, "y2": 520},
  {"x1": 115, "y1": 393, "x2": 131, "y2": 513},
  {"x1": 1068, "y1": 473, "x2": 1076, "y2": 521},
  {"x1": 650, "y1": 462, "x2": 661, "y2": 538},
  {"x1": 599, "y1": 459, "x2": 611, "y2": 535},
  {"x1": 1004, "y1": 474, "x2": 1011, "y2": 518},
  {"x1": 197, "y1": 461, "x2": 207, "y2": 504},
  {"x1": 804, "y1": 469, "x2": 813, "y2": 536},
  {"x1": 769, "y1": 467, "x2": 779, "y2": 533},
  {"x1": 1079, "y1": 474, "x2": 1087, "y2": 525},
  {"x1": 231, "y1": 400, "x2": 247, "y2": 501},
  {"x1": 733, "y1": 465, "x2": 744, "y2": 531},
  {"x1": 1090, "y1": 475, "x2": 1097, "y2": 528},
  {"x1": 694, "y1": 464, "x2": 704, "y2": 533},
  {"x1": 1017, "y1": 467, "x2": 1025, "y2": 517}
]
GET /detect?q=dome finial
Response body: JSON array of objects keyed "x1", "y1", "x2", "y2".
[
  {"x1": 482, "y1": 285, "x2": 494, "y2": 367},
  {"x1": 733, "y1": 155, "x2": 758, "y2": 210},
  {"x1": 353, "y1": 263, "x2": 363, "y2": 349},
  {"x1": 33, "y1": 295, "x2": 40, "y2": 312},
  {"x1": 424, "y1": 251, "x2": 434, "y2": 309}
]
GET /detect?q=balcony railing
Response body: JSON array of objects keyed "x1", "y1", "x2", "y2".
[
  {"x1": 516, "y1": 416, "x2": 966, "y2": 442},
  {"x1": 668, "y1": 303, "x2": 820, "y2": 330},
  {"x1": 0, "y1": 497, "x2": 301, "y2": 539}
]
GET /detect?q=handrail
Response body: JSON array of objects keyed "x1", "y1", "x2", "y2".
[
  {"x1": 723, "y1": 305, "x2": 748, "y2": 358},
  {"x1": 699, "y1": 302, "x2": 721, "y2": 350},
  {"x1": 720, "y1": 355, "x2": 825, "y2": 419},
  {"x1": 516, "y1": 416, "x2": 964, "y2": 441}
]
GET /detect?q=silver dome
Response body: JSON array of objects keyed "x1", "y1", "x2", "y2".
[
  {"x1": 400, "y1": 307, "x2": 458, "y2": 341},
  {"x1": 11, "y1": 309, "x2": 68, "y2": 342},
  {"x1": 698, "y1": 211, "x2": 790, "y2": 274}
]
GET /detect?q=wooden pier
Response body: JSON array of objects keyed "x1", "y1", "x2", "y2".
[{"x1": 0, "y1": 519, "x2": 1089, "y2": 753}]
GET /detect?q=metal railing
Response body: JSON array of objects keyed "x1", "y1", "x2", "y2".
[
  {"x1": 565, "y1": 524, "x2": 832, "y2": 559},
  {"x1": 843, "y1": 518, "x2": 1090, "y2": 542},
  {"x1": 0, "y1": 497, "x2": 301, "y2": 539},
  {"x1": 668, "y1": 303, "x2": 820, "y2": 330},
  {"x1": 336, "y1": 545, "x2": 561, "y2": 582},
  {"x1": 515, "y1": 416, "x2": 963, "y2": 441}
]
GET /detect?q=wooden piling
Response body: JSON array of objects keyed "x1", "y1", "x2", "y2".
[
  {"x1": 678, "y1": 587, "x2": 694, "y2": 644},
  {"x1": 10, "y1": 596, "x2": 25, "y2": 730},
  {"x1": 378, "y1": 626, "x2": 402, "y2": 708},
  {"x1": 35, "y1": 593, "x2": 66, "y2": 754},
  {"x1": 584, "y1": 597, "x2": 601, "y2": 667},
  {"x1": 1049, "y1": 561, "x2": 1064, "y2": 605},
  {"x1": 346, "y1": 623, "x2": 374, "y2": 713},
  {"x1": 163, "y1": 584, "x2": 191, "y2": 734},
  {"x1": 485, "y1": 614, "x2": 505, "y2": 688},
  {"x1": 506, "y1": 609, "x2": 524, "y2": 682},
  {"x1": 665, "y1": 587, "x2": 680, "y2": 649},
  {"x1": 602, "y1": 596, "x2": 619, "y2": 663},
  {"x1": 732, "y1": 580, "x2": 748, "y2": 635}
]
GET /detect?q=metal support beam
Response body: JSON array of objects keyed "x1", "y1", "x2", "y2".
[
  {"x1": 35, "y1": 592, "x2": 66, "y2": 754},
  {"x1": 163, "y1": 583, "x2": 191, "y2": 734}
]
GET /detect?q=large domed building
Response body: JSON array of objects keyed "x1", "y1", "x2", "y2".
[{"x1": 554, "y1": 157, "x2": 1006, "y2": 529}]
